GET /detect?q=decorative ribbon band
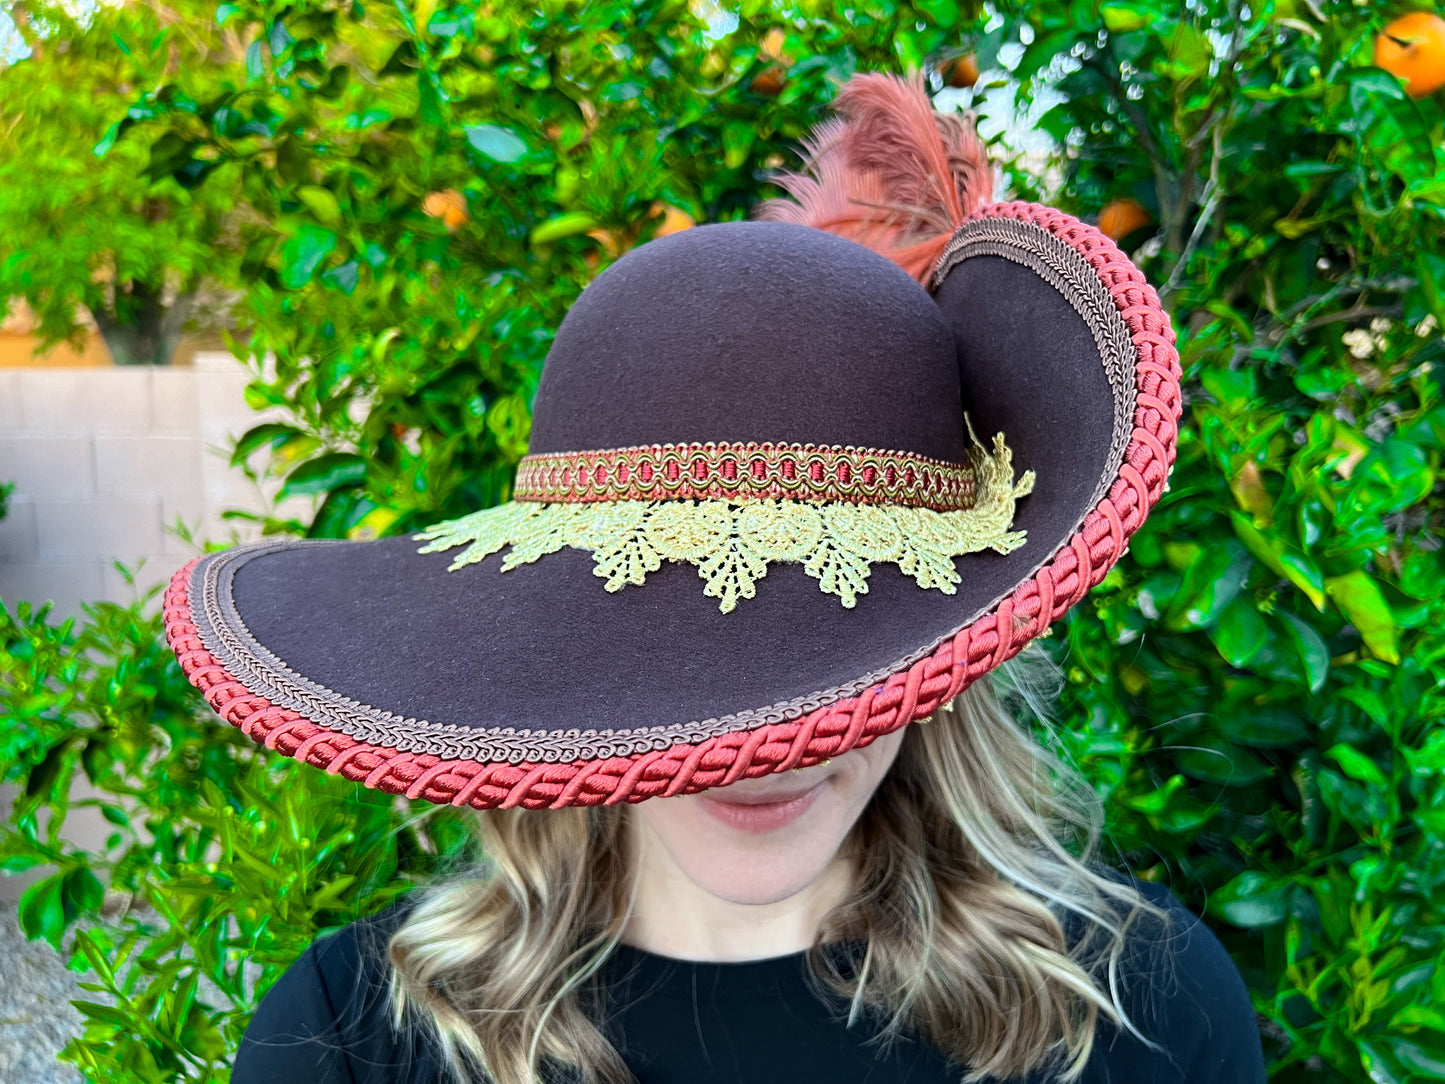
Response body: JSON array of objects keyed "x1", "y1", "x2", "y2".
[
  {"x1": 415, "y1": 426, "x2": 1033, "y2": 614},
  {"x1": 513, "y1": 441, "x2": 977, "y2": 511}
]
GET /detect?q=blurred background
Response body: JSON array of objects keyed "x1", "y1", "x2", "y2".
[{"x1": 0, "y1": 0, "x2": 1442, "y2": 1080}]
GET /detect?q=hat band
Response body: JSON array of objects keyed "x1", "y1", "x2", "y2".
[
  {"x1": 513, "y1": 441, "x2": 976, "y2": 511},
  {"x1": 415, "y1": 424, "x2": 1033, "y2": 614}
]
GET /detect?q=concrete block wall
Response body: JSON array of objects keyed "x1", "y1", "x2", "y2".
[
  {"x1": 0, "y1": 353, "x2": 317, "y2": 616},
  {"x1": 0, "y1": 354, "x2": 318, "y2": 905}
]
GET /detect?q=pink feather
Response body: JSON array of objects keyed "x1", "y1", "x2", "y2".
[{"x1": 754, "y1": 71, "x2": 991, "y2": 285}]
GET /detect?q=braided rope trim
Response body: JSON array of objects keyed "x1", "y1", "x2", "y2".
[
  {"x1": 514, "y1": 440, "x2": 978, "y2": 510},
  {"x1": 161, "y1": 200, "x2": 1180, "y2": 811}
]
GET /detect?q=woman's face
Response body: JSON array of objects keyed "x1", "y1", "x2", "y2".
[{"x1": 628, "y1": 728, "x2": 907, "y2": 906}]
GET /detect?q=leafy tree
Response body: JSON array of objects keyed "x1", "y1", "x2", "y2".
[
  {"x1": 113, "y1": 0, "x2": 933, "y2": 534},
  {"x1": 1, "y1": 581, "x2": 437, "y2": 1082},
  {"x1": 0, "y1": 0, "x2": 245, "y2": 364},
  {"x1": 979, "y1": 2, "x2": 1445, "y2": 1080}
]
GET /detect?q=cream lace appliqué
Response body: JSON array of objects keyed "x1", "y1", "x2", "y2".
[{"x1": 413, "y1": 431, "x2": 1035, "y2": 614}]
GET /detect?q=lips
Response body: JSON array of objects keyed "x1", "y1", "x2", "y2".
[
  {"x1": 697, "y1": 781, "x2": 824, "y2": 832},
  {"x1": 709, "y1": 786, "x2": 821, "y2": 806}
]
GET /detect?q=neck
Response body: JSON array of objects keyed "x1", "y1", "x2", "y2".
[{"x1": 620, "y1": 825, "x2": 855, "y2": 962}]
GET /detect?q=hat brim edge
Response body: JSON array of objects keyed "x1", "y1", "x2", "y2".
[{"x1": 161, "y1": 200, "x2": 1181, "y2": 811}]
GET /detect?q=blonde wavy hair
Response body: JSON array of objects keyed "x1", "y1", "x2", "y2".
[{"x1": 381, "y1": 648, "x2": 1171, "y2": 1084}]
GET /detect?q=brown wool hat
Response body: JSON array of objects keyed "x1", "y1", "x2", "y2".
[{"x1": 163, "y1": 73, "x2": 1180, "y2": 810}]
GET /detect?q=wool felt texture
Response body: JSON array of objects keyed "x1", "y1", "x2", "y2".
[
  {"x1": 225, "y1": 225, "x2": 1108, "y2": 737},
  {"x1": 528, "y1": 223, "x2": 968, "y2": 461},
  {"x1": 937, "y1": 253, "x2": 1117, "y2": 546}
]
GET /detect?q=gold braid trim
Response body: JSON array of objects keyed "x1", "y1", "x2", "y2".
[{"x1": 413, "y1": 429, "x2": 1035, "y2": 614}]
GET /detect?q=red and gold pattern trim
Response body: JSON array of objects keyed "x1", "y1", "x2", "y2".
[{"x1": 513, "y1": 441, "x2": 977, "y2": 511}]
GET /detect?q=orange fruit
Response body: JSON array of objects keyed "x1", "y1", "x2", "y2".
[
  {"x1": 760, "y1": 27, "x2": 793, "y2": 65},
  {"x1": 940, "y1": 53, "x2": 979, "y2": 88},
  {"x1": 752, "y1": 64, "x2": 787, "y2": 96},
  {"x1": 1375, "y1": 11, "x2": 1445, "y2": 99},
  {"x1": 422, "y1": 189, "x2": 468, "y2": 231},
  {"x1": 1098, "y1": 198, "x2": 1152, "y2": 241},
  {"x1": 586, "y1": 227, "x2": 624, "y2": 257},
  {"x1": 650, "y1": 202, "x2": 696, "y2": 238}
]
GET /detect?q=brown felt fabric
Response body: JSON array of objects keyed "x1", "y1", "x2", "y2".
[
  {"x1": 935, "y1": 255, "x2": 1117, "y2": 543},
  {"x1": 529, "y1": 221, "x2": 968, "y2": 462},
  {"x1": 227, "y1": 227, "x2": 1116, "y2": 737}
]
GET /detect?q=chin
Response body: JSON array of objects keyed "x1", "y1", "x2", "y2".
[
  {"x1": 628, "y1": 727, "x2": 906, "y2": 917},
  {"x1": 690, "y1": 837, "x2": 838, "y2": 906},
  {"x1": 665, "y1": 782, "x2": 851, "y2": 905}
]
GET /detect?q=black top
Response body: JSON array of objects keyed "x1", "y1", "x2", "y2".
[{"x1": 233, "y1": 879, "x2": 1267, "y2": 1084}]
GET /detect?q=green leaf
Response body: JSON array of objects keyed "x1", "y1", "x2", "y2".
[
  {"x1": 1175, "y1": 741, "x2": 1272, "y2": 787},
  {"x1": 1100, "y1": 3, "x2": 1150, "y2": 33},
  {"x1": 601, "y1": 81, "x2": 643, "y2": 102},
  {"x1": 1123, "y1": 774, "x2": 1215, "y2": 832},
  {"x1": 1231, "y1": 512, "x2": 1325, "y2": 610},
  {"x1": 1358, "y1": 1041, "x2": 1409, "y2": 1084},
  {"x1": 1161, "y1": 21, "x2": 1211, "y2": 79},
  {"x1": 307, "y1": 486, "x2": 363, "y2": 539},
  {"x1": 280, "y1": 452, "x2": 367, "y2": 499},
  {"x1": 1211, "y1": 871, "x2": 1292, "y2": 928},
  {"x1": 1276, "y1": 611, "x2": 1329, "y2": 693},
  {"x1": 145, "y1": 133, "x2": 196, "y2": 180},
  {"x1": 529, "y1": 212, "x2": 598, "y2": 246},
  {"x1": 280, "y1": 224, "x2": 337, "y2": 289},
  {"x1": 72, "y1": 1001, "x2": 134, "y2": 1029},
  {"x1": 93, "y1": 119, "x2": 125, "y2": 157},
  {"x1": 1215, "y1": 706, "x2": 1310, "y2": 748},
  {"x1": 1352, "y1": 67, "x2": 1408, "y2": 111},
  {"x1": 465, "y1": 123, "x2": 528, "y2": 163},
  {"x1": 231, "y1": 423, "x2": 308, "y2": 466},
  {"x1": 245, "y1": 38, "x2": 264, "y2": 80},
  {"x1": 321, "y1": 260, "x2": 360, "y2": 294},
  {"x1": 1163, "y1": 540, "x2": 1251, "y2": 630},
  {"x1": 268, "y1": 19, "x2": 294, "y2": 57},
  {"x1": 1386, "y1": 1038, "x2": 1445, "y2": 1078},
  {"x1": 296, "y1": 186, "x2": 342, "y2": 225},
  {"x1": 1209, "y1": 597, "x2": 1269, "y2": 668},
  {"x1": 1326, "y1": 744, "x2": 1390, "y2": 789},
  {"x1": 346, "y1": 108, "x2": 392, "y2": 130},
  {"x1": 1325, "y1": 571, "x2": 1400, "y2": 664},
  {"x1": 24, "y1": 738, "x2": 71, "y2": 800},
  {"x1": 722, "y1": 121, "x2": 755, "y2": 169},
  {"x1": 63, "y1": 867, "x2": 105, "y2": 917},
  {"x1": 18, "y1": 873, "x2": 67, "y2": 950}
]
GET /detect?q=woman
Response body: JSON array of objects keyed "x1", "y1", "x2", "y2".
[{"x1": 165, "y1": 74, "x2": 1267, "y2": 1083}]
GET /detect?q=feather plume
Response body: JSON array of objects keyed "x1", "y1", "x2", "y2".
[{"x1": 754, "y1": 71, "x2": 991, "y2": 284}]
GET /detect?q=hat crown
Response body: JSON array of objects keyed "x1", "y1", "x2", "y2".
[{"x1": 527, "y1": 220, "x2": 967, "y2": 463}]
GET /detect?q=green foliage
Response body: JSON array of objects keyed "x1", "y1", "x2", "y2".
[
  {"x1": 121, "y1": 0, "x2": 957, "y2": 538},
  {"x1": 983, "y1": 2, "x2": 1445, "y2": 1081},
  {"x1": 0, "y1": 0, "x2": 244, "y2": 363},
  {"x1": 0, "y1": 570, "x2": 469, "y2": 1082},
  {"x1": 2, "y1": 0, "x2": 1442, "y2": 1081}
]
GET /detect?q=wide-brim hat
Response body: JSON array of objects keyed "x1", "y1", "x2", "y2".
[{"x1": 163, "y1": 73, "x2": 1179, "y2": 810}]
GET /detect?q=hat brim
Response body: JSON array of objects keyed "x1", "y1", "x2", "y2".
[{"x1": 164, "y1": 202, "x2": 1179, "y2": 810}]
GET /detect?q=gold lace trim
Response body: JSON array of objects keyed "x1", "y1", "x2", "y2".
[{"x1": 414, "y1": 429, "x2": 1034, "y2": 614}]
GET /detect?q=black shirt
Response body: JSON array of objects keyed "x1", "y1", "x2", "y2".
[{"x1": 233, "y1": 879, "x2": 1267, "y2": 1083}]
